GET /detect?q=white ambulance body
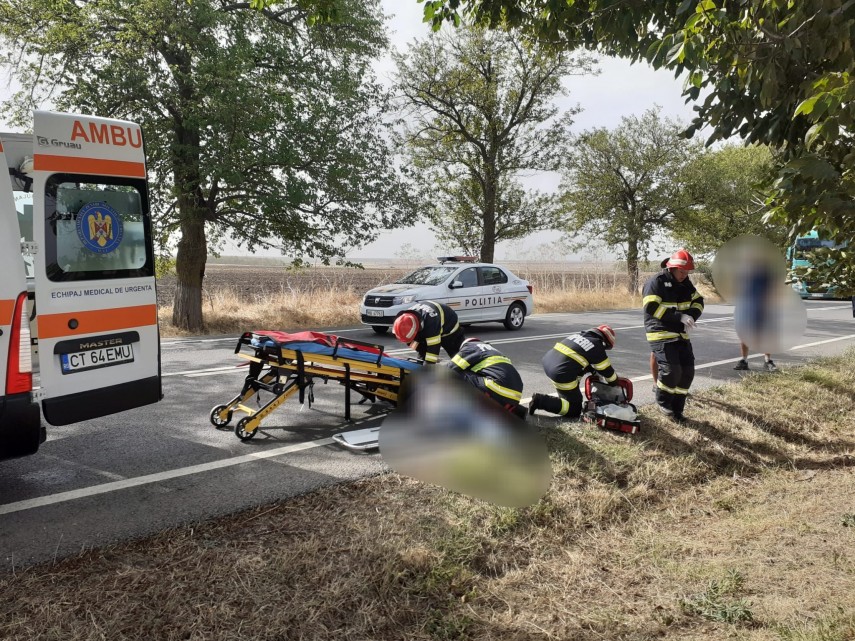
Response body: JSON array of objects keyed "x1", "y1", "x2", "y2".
[{"x1": 0, "y1": 111, "x2": 162, "y2": 460}]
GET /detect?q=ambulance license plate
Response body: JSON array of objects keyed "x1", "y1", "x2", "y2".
[{"x1": 61, "y1": 344, "x2": 135, "y2": 374}]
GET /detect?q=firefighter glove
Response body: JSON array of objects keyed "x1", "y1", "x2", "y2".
[{"x1": 680, "y1": 314, "x2": 696, "y2": 331}]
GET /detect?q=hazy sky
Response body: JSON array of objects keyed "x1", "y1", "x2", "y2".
[
  {"x1": 346, "y1": 0, "x2": 697, "y2": 261},
  {"x1": 0, "y1": 2, "x2": 696, "y2": 262}
]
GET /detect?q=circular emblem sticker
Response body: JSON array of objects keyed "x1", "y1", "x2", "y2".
[{"x1": 76, "y1": 201, "x2": 124, "y2": 254}]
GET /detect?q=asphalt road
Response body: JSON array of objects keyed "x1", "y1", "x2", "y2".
[{"x1": 1, "y1": 300, "x2": 853, "y2": 568}]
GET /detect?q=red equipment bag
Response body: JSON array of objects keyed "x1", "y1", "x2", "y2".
[{"x1": 582, "y1": 375, "x2": 641, "y2": 435}]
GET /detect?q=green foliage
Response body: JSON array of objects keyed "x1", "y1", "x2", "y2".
[
  {"x1": 774, "y1": 608, "x2": 855, "y2": 641},
  {"x1": 419, "y1": 0, "x2": 855, "y2": 304},
  {"x1": 0, "y1": 0, "x2": 411, "y2": 330},
  {"x1": 154, "y1": 255, "x2": 177, "y2": 279},
  {"x1": 674, "y1": 143, "x2": 788, "y2": 256},
  {"x1": 793, "y1": 246, "x2": 855, "y2": 297},
  {"x1": 559, "y1": 107, "x2": 702, "y2": 292},
  {"x1": 678, "y1": 569, "x2": 754, "y2": 624},
  {"x1": 393, "y1": 25, "x2": 595, "y2": 262}
]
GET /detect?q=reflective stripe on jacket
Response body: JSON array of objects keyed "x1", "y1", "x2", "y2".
[
  {"x1": 642, "y1": 269, "x2": 704, "y2": 343},
  {"x1": 407, "y1": 300, "x2": 461, "y2": 362},
  {"x1": 448, "y1": 340, "x2": 523, "y2": 402},
  {"x1": 542, "y1": 330, "x2": 616, "y2": 385}
]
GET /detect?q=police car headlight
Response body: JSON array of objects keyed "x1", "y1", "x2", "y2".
[{"x1": 393, "y1": 295, "x2": 416, "y2": 305}]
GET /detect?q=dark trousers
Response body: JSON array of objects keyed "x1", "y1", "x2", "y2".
[
  {"x1": 536, "y1": 385, "x2": 583, "y2": 418},
  {"x1": 651, "y1": 340, "x2": 695, "y2": 416},
  {"x1": 460, "y1": 372, "x2": 521, "y2": 414},
  {"x1": 441, "y1": 328, "x2": 465, "y2": 359}
]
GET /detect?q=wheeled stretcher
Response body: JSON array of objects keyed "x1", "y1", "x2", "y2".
[{"x1": 209, "y1": 330, "x2": 420, "y2": 441}]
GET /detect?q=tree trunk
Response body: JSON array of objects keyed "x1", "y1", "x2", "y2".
[
  {"x1": 626, "y1": 237, "x2": 640, "y2": 295},
  {"x1": 172, "y1": 216, "x2": 207, "y2": 332},
  {"x1": 481, "y1": 167, "x2": 498, "y2": 263}
]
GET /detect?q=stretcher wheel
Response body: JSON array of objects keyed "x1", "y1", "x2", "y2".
[
  {"x1": 235, "y1": 416, "x2": 257, "y2": 441},
  {"x1": 210, "y1": 404, "x2": 233, "y2": 428}
]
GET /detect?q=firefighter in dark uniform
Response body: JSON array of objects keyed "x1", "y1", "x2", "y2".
[
  {"x1": 643, "y1": 248, "x2": 704, "y2": 421},
  {"x1": 528, "y1": 325, "x2": 618, "y2": 418},
  {"x1": 392, "y1": 300, "x2": 465, "y2": 364},
  {"x1": 447, "y1": 338, "x2": 525, "y2": 417}
]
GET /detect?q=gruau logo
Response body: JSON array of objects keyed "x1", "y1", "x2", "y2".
[{"x1": 36, "y1": 135, "x2": 82, "y2": 150}]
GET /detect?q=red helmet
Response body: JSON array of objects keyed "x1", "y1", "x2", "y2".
[
  {"x1": 393, "y1": 312, "x2": 420, "y2": 343},
  {"x1": 663, "y1": 248, "x2": 695, "y2": 271},
  {"x1": 595, "y1": 324, "x2": 616, "y2": 349}
]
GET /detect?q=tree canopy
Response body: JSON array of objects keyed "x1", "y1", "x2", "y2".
[
  {"x1": 419, "y1": 0, "x2": 855, "y2": 280},
  {"x1": 559, "y1": 107, "x2": 702, "y2": 293},
  {"x1": 392, "y1": 25, "x2": 595, "y2": 262},
  {"x1": 0, "y1": 0, "x2": 408, "y2": 330},
  {"x1": 673, "y1": 144, "x2": 787, "y2": 256}
]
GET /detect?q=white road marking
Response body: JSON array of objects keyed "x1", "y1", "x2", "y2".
[
  {"x1": 526, "y1": 332, "x2": 855, "y2": 393},
  {"x1": 164, "y1": 304, "x2": 849, "y2": 378},
  {"x1": 0, "y1": 433, "x2": 350, "y2": 516},
  {"x1": 7, "y1": 325, "x2": 854, "y2": 516}
]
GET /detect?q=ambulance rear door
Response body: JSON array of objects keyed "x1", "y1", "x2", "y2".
[
  {"x1": 31, "y1": 111, "x2": 161, "y2": 426},
  {"x1": 0, "y1": 135, "x2": 42, "y2": 458}
]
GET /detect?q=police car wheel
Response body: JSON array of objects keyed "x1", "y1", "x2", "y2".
[
  {"x1": 503, "y1": 302, "x2": 526, "y2": 331},
  {"x1": 371, "y1": 325, "x2": 389, "y2": 335}
]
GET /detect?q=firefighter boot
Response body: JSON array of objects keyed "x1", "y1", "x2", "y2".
[
  {"x1": 671, "y1": 394, "x2": 688, "y2": 422},
  {"x1": 656, "y1": 388, "x2": 675, "y2": 417},
  {"x1": 528, "y1": 393, "x2": 544, "y2": 416}
]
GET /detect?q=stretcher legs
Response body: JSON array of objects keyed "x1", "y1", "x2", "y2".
[
  {"x1": 209, "y1": 335, "x2": 412, "y2": 441},
  {"x1": 233, "y1": 380, "x2": 301, "y2": 441}
]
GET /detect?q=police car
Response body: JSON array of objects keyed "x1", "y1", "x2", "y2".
[{"x1": 360, "y1": 257, "x2": 534, "y2": 334}]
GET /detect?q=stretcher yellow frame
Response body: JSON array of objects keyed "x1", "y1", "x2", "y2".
[{"x1": 209, "y1": 331, "x2": 418, "y2": 441}]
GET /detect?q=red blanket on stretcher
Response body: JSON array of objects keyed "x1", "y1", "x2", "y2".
[{"x1": 253, "y1": 330, "x2": 381, "y2": 355}]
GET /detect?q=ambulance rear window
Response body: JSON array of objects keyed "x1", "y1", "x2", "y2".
[{"x1": 44, "y1": 174, "x2": 153, "y2": 281}]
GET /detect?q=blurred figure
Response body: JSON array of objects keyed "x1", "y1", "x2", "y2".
[
  {"x1": 734, "y1": 342, "x2": 777, "y2": 372},
  {"x1": 380, "y1": 366, "x2": 551, "y2": 508},
  {"x1": 392, "y1": 300, "x2": 465, "y2": 364},
  {"x1": 447, "y1": 337, "x2": 526, "y2": 419},
  {"x1": 528, "y1": 325, "x2": 619, "y2": 418},
  {"x1": 713, "y1": 235, "x2": 806, "y2": 355},
  {"x1": 643, "y1": 248, "x2": 704, "y2": 422}
]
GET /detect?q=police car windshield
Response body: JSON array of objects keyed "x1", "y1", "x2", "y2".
[{"x1": 396, "y1": 266, "x2": 458, "y2": 286}]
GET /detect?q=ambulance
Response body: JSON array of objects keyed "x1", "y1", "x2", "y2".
[{"x1": 0, "y1": 111, "x2": 162, "y2": 460}]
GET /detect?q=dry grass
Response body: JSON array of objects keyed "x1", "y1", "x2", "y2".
[
  {"x1": 160, "y1": 287, "x2": 367, "y2": 337},
  {"x1": 3, "y1": 351, "x2": 854, "y2": 640},
  {"x1": 158, "y1": 265, "x2": 721, "y2": 337}
]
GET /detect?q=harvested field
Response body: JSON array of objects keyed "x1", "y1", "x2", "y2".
[
  {"x1": 156, "y1": 263, "x2": 652, "y2": 308},
  {"x1": 155, "y1": 261, "x2": 712, "y2": 336}
]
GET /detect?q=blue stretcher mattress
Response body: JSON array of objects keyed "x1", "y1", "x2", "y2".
[{"x1": 249, "y1": 337, "x2": 420, "y2": 372}]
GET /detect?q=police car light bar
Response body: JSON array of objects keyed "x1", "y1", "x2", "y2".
[{"x1": 437, "y1": 256, "x2": 478, "y2": 264}]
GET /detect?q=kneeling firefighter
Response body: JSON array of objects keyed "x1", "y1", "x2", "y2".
[
  {"x1": 447, "y1": 338, "x2": 526, "y2": 419},
  {"x1": 392, "y1": 300, "x2": 465, "y2": 364},
  {"x1": 528, "y1": 325, "x2": 619, "y2": 418}
]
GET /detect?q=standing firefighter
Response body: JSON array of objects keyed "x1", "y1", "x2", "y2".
[
  {"x1": 447, "y1": 338, "x2": 526, "y2": 418},
  {"x1": 528, "y1": 325, "x2": 618, "y2": 418},
  {"x1": 643, "y1": 248, "x2": 704, "y2": 421},
  {"x1": 392, "y1": 300, "x2": 465, "y2": 364}
]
